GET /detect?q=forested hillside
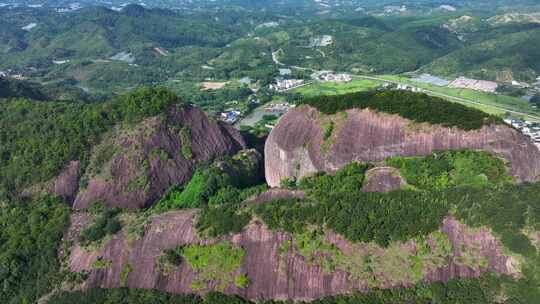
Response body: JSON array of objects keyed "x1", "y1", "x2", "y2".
[
  {"x1": 1, "y1": 1, "x2": 540, "y2": 303},
  {"x1": 1, "y1": 4, "x2": 540, "y2": 101}
]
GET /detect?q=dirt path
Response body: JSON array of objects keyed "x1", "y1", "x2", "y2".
[{"x1": 271, "y1": 49, "x2": 285, "y2": 66}]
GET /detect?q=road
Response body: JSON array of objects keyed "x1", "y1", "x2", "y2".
[
  {"x1": 351, "y1": 75, "x2": 540, "y2": 122},
  {"x1": 274, "y1": 51, "x2": 540, "y2": 121}
]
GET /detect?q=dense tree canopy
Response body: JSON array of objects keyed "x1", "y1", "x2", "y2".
[
  {"x1": 299, "y1": 90, "x2": 502, "y2": 130},
  {"x1": 0, "y1": 86, "x2": 182, "y2": 198}
]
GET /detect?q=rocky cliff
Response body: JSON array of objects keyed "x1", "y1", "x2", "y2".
[
  {"x1": 68, "y1": 211, "x2": 519, "y2": 302},
  {"x1": 265, "y1": 105, "x2": 540, "y2": 187},
  {"x1": 67, "y1": 105, "x2": 245, "y2": 209}
]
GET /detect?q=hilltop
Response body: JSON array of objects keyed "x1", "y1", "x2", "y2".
[
  {"x1": 265, "y1": 91, "x2": 540, "y2": 187},
  {"x1": 1, "y1": 87, "x2": 540, "y2": 303}
]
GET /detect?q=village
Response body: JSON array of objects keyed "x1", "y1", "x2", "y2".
[
  {"x1": 219, "y1": 70, "x2": 540, "y2": 131},
  {"x1": 220, "y1": 71, "x2": 354, "y2": 126},
  {"x1": 504, "y1": 118, "x2": 540, "y2": 150}
]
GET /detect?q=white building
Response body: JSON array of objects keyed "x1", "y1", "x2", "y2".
[
  {"x1": 504, "y1": 118, "x2": 540, "y2": 150},
  {"x1": 270, "y1": 79, "x2": 305, "y2": 92},
  {"x1": 220, "y1": 110, "x2": 241, "y2": 124},
  {"x1": 313, "y1": 71, "x2": 352, "y2": 83}
]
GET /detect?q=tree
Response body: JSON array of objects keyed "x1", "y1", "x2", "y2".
[{"x1": 531, "y1": 94, "x2": 540, "y2": 107}]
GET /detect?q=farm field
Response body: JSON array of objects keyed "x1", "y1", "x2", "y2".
[
  {"x1": 376, "y1": 75, "x2": 540, "y2": 121},
  {"x1": 293, "y1": 79, "x2": 384, "y2": 97}
]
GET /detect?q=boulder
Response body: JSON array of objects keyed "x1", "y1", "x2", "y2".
[{"x1": 361, "y1": 166, "x2": 405, "y2": 193}]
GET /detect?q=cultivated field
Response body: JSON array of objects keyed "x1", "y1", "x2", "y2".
[
  {"x1": 200, "y1": 81, "x2": 228, "y2": 91},
  {"x1": 379, "y1": 75, "x2": 540, "y2": 121},
  {"x1": 293, "y1": 79, "x2": 384, "y2": 97}
]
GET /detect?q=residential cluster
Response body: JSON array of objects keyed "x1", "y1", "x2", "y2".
[
  {"x1": 309, "y1": 35, "x2": 333, "y2": 47},
  {"x1": 0, "y1": 69, "x2": 26, "y2": 80},
  {"x1": 269, "y1": 79, "x2": 305, "y2": 92},
  {"x1": 220, "y1": 110, "x2": 242, "y2": 124},
  {"x1": 264, "y1": 102, "x2": 294, "y2": 113},
  {"x1": 312, "y1": 71, "x2": 352, "y2": 82},
  {"x1": 396, "y1": 83, "x2": 424, "y2": 93},
  {"x1": 504, "y1": 118, "x2": 540, "y2": 150}
]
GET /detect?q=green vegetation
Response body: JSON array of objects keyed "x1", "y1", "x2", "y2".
[
  {"x1": 195, "y1": 192, "x2": 255, "y2": 237},
  {"x1": 198, "y1": 150, "x2": 518, "y2": 249},
  {"x1": 3, "y1": 4, "x2": 540, "y2": 302},
  {"x1": 321, "y1": 121, "x2": 334, "y2": 140},
  {"x1": 120, "y1": 263, "x2": 132, "y2": 287},
  {"x1": 179, "y1": 127, "x2": 193, "y2": 160},
  {"x1": 254, "y1": 162, "x2": 448, "y2": 246},
  {"x1": 234, "y1": 274, "x2": 249, "y2": 289},
  {"x1": 158, "y1": 170, "x2": 208, "y2": 209},
  {"x1": 293, "y1": 79, "x2": 384, "y2": 97},
  {"x1": 92, "y1": 258, "x2": 112, "y2": 270},
  {"x1": 282, "y1": 229, "x2": 452, "y2": 288},
  {"x1": 150, "y1": 149, "x2": 266, "y2": 237},
  {"x1": 0, "y1": 86, "x2": 182, "y2": 198},
  {"x1": 181, "y1": 242, "x2": 245, "y2": 291},
  {"x1": 423, "y1": 27, "x2": 540, "y2": 82},
  {"x1": 531, "y1": 94, "x2": 540, "y2": 108},
  {"x1": 0, "y1": 77, "x2": 48, "y2": 100},
  {"x1": 45, "y1": 272, "x2": 523, "y2": 304},
  {"x1": 0, "y1": 195, "x2": 70, "y2": 304},
  {"x1": 156, "y1": 246, "x2": 185, "y2": 275},
  {"x1": 79, "y1": 204, "x2": 122, "y2": 247},
  {"x1": 150, "y1": 148, "x2": 170, "y2": 163},
  {"x1": 256, "y1": 187, "x2": 447, "y2": 247},
  {"x1": 299, "y1": 90, "x2": 501, "y2": 130},
  {"x1": 385, "y1": 150, "x2": 512, "y2": 190},
  {"x1": 49, "y1": 288, "x2": 202, "y2": 304},
  {"x1": 155, "y1": 149, "x2": 263, "y2": 211},
  {"x1": 380, "y1": 75, "x2": 540, "y2": 120}
]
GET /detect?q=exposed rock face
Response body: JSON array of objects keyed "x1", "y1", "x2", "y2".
[
  {"x1": 361, "y1": 166, "x2": 405, "y2": 193},
  {"x1": 68, "y1": 212, "x2": 518, "y2": 302},
  {"x1": 72, "y1": 105, "x2": 245, "y2": 209},
  {"x1": 48, "y1": 160, "x2": 80, "y2": 204},
  {"x1": 265, "y1": 106, "x2": 540, "y2": 187}
]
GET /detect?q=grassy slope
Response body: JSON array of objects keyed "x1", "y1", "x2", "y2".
[{"x1": 293, "y1": 79, "x2": 384, "y2": 97}]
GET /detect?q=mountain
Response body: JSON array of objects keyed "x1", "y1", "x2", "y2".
[
  {"x1": 0, "y1": 5, "x2": 242, "y2": 69},
  {"x1": 2, "y1": 87, "x2": 540, "y2": 304},
  {"x1": 3, "y1": 2, "x2": 540, "y2": 303},
  {"x1": 423, "y1": 25, "x2": 540, "y2": 81},
  {"x1": 264, "y1": 91, "x2": 540, "y2": 187},
  {"x1": 70, "y1": 104, "x2": 245, "y2": 209},
  {"x1": 65, "y1": 210, "x2": 519, "y2": 301},
  {"x1": 54, "y1": 91, "x2": 540, "y2": 303},
  {"x1": 1, "y1": 4, "x2": 540, "y2": 99}
]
